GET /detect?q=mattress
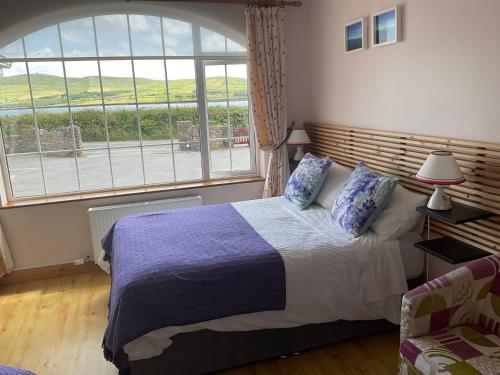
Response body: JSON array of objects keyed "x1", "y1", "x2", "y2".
[{"x1": 123, "y1": 197, "x2": 413, "y2": 361}]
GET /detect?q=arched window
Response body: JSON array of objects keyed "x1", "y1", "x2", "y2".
[{"x1": 0, "y1": 14, "x2": 254, "y2": 199}]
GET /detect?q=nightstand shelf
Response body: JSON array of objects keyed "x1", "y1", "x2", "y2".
[
  {"x1": 415, "y1": 237, "x2": 490, "y2": 265},
  {"x1": 416, "y1": 202, "x2": 493, "y2": 225},
  {"x1": 289, "y1": 159, "x2": 300, "y2": 174},
  {"x1": 416, "y1": 202, "x2": 494, "y2": 276}
]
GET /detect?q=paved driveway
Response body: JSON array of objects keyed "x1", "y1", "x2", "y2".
[{"x1": 7, "y1": 141, "x2": 252, "y2": 198}]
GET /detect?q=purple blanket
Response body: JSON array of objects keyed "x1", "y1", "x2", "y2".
[
  {"x1": 0, "y1": 366, "x2": 36, "y2": 375},
  {"x1": 102, "y1": 203, "x2": 286, "y2": 370}
]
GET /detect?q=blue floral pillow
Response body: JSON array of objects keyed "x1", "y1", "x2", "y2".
[
  {"x1": 284, "y1": 153, "x2": 332, "y2": 210},
  {"x1": 331, "y1": 162, "x2": 398, "y2": 237}
]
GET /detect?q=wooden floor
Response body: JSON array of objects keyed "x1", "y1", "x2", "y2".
[{"x1": 0, "y1": 272, "x2": 400, "y2": 375}]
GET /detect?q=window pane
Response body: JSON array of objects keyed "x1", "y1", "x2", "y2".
[
  {"x1": 35, "y1": 107, "x2": 75, "y2": 152},
  {"x1": 205, "y1": 64, "x2": 226, "y2": 101},
  {"x1": 143, "y1": 145, "x2": 174, "y2": 184},
  {"x1": 173, "y1": 143, "x2": 201, "y2": 181},
  {"x1": 134, "y1": 60, "x2": 167, "y2": 103},
  {"x1": 0, "y1": 39, "x2": 25, "y2": 59},
  {"x1": 172, "y1": 103, "x2": 199, "y2": 144},
  {"x1": 139, "y1": 104, "x2": 171, "y2": 142},
  {"x1": 29, "y1": 61, "x2": 66, "y2": 107},
  {"x1": 227, "y1": 64, "x2": 248, "y2": 100},
  {"x1": 0, "y1": 109, "x2": 38, "y2": 154},
  {"x1": 130, "y1": 15, "x2": 163, "y2": 56},
  {"x1": 42, "y1": 151, "x2": 79, "y2": 194},
  {"x1": 210, "y1": 140, "x2": 230, "y2": 173},
  {"x1": 60, "y1": 18, "x2": 97, "y2": 57},
  {"x1": 166, "y1": 60, "x2": 196, "y2": 102},
  {"x1": 201, "y1": 28, "x2": 225, "y2": 53},
  {"x1": 0, "y1": 62, "x2": 31, "y2": 109},
  {"x1": 100, "y1": 60, "x2": 134, "y2": 104},
  {"x1": 72, "y1": 106, "x2": 107, "y2": 148},
  {"x1": 163, "y1": 18, "x2": 193, "y2": 56},
  {"x1": 207, "y1": 102, "x2": 228, "y2": 139},
  {"x1": 106, "y1": 105, "x2": 139, "y2": 145},
  {"x1": 78, "y1": 149, "x2": 113, "y2": 191},
  {"x1": 7, "y1": 153, "x2": 45, "y2": 197},
  {"x1": 110, "y1": 147, "x2": 144, "y2": 187},
  {"x1": 230, "y1": 101, "x2": 250, "y2": 171},
  {"x1": 229, "y1": 101, "x2": 249, "y2": 137},
  {"x1": 65, "y1": 61, "x2": 102, "y2": 106},
  {"x1": 24, "y1": 25, "x2": 61, "y2": 58},
  {"x1": 227, "y1": 38, "x2": 246, "y2": 53},
  {"x1": 231, "y1": 142, "x2": 251, "y2": 171},
  {"x1": 95, "y1": 15, "x2": 130, "y2": 57}
]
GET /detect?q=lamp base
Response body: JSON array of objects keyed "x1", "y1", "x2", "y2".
[
  {"x1": 293, "y1": 146, "x2": 305, "y2": 161},
  {"x1": 427, "y1": 185, "x2": 452, "y2": 211}
]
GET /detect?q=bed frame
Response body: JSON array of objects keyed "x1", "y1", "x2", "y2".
[
  {"x1": 129, "y1": 123, "x2": 500, "y2": 374},
  {"x1": 129, "y1": 276, "x2": 423, "y2": 375}
]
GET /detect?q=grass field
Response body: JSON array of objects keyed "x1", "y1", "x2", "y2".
[{"x1": 0, "y1": 74, "x2": 248, "y2": 108}]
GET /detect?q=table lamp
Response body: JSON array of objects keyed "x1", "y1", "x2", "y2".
[
  {"x1": 287, "y1": 129, "x2": 311, "y2": 161},
  {"x1": 416, "y1": 151, "x2": 465, "y2": 211}
]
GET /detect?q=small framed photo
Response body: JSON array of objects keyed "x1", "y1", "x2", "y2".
[
  {"x1": 372, "y1": 6, "x2": 401, "y2": 47},
  {"x1": 344, "y1": 18, "x2": 366, "y2": 53}
]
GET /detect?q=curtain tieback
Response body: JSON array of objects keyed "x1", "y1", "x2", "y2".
[{"x1": 273, "y1": 121, "x2": 295, "y2": 152}]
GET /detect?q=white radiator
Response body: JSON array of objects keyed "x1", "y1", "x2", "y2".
[{"x1": 88, "y1": 196, "x2": 202, "y2": 272}]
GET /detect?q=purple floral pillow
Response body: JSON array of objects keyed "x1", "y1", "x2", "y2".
[
  {"x1": 284, "y1": 153, "x2": 332, "y2": 210},
  {"x1": 331, "y1": 162, "x2": 398, "y2": 237}
]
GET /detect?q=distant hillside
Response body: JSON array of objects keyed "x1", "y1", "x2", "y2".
[{"x1": 0, "y1": 74, "x2": 248, "y2": 108}]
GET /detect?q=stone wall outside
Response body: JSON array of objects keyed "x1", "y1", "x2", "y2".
[
  {"x1": 4, "y1": 126, "x2": 83, "y2": 157},
  {"x1": 177, "y1": 121, "x2": 228, "y2": 151}
]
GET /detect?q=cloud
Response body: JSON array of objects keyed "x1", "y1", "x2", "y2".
[
  {"x1": 60, "y1": 18, "x2": 94, "y2": 43},
  {"x1": 96, "y1": 15, "x2": 128, "y2": 31},
  {"x1": 1, "y1": 62, "x2": 26, "y2": 77},
  {"x1": 29, "y1": 61, "x2": 64, "y2": 76},
  {"x1": 129, "y1": 15, "x2": 155, "y2": 33},
  {"x1": 30, "y1": 47, "x2": 57, "y2": 58}
]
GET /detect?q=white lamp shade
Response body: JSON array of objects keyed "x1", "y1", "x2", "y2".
[
  {"x1": 416, "y1": 151, "x2": 465, "y2": 185},
  {"x1": 287, "y1": 129, "x2": 311, "y2": 145}
]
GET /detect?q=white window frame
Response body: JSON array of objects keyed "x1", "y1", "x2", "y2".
[{"x1": 0, "y1": 14, "x2": 257, "y2": 201}]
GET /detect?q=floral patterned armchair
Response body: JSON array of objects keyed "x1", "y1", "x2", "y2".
[{"x1": 399, "y1": 254, "x2": 500, "y2": 374}]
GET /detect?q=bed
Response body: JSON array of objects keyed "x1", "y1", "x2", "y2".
[{"x1": 102, "y1": 193, "x2": 425, "y2": 374}]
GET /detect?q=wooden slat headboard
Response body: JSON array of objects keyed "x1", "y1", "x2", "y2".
[{"x1": 304, "y1": 122, "x2": 500, "y2": 253}]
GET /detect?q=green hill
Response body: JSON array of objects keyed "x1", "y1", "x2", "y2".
[{"x1": 0, "y1": 74, "x2": 248, "y2": 108}]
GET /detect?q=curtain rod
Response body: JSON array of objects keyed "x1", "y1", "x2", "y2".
[{"x1": 126, "y1": 0, "x2": 303, "y2": 7}]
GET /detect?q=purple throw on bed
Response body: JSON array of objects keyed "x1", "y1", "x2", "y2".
[
  {"x1": 0, "y1": 366, "x2": 36, "y2": 375},
  {"x1": 102, "y1": 203, "x2": 286, "y2": 370}
]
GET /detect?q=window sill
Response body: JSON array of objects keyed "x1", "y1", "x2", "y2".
[{"x1": 0, "y1": 176, "x2": 265, "y2": 209}]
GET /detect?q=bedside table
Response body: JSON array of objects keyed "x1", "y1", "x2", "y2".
[
  {"x1": 289, "y1": 159, "x2": 300, "y2": 174},
  {"x1": 415, "y1": 202, "x2": 494, "y2": 280}
]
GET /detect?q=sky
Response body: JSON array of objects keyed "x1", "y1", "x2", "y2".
[
  {"x1": 0, "y1": 14, "x2": 247, "y2": 80},
  {"x1": 376, "y1": 10, "x2": 396, "y2": 41},
  {"x1": 347, "y1": 22, "x2": 362, "y2": 41}
]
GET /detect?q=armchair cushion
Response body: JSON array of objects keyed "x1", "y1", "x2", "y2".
[
  {"x1": 400, "y1": 324, "x2": 500, "y2": 375},
  {"x1": 401, "y1": 255, "x2": 500, "y2": 341}
]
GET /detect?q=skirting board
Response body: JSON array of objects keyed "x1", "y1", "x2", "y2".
[{"x1": 0, "y1": 262, "x2": 103, "y2": 285}]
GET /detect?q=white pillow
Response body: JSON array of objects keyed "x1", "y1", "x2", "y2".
[
  {"x1": 371, "y1": 184, "x2": 428, "y2": 240},
  {"x1": 314, "y1": 161, "x2": 353, "y2": 209}
]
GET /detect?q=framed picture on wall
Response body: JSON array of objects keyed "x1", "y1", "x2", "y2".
[
  {"x1": 372, "y1": 6, "x2": 401, "y2": 47},
  {"x1": 344, "y1": 18, "x2": 366, "y2": 53}
]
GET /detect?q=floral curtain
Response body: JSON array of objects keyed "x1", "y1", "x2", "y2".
[
  {"x1": 0, "y1": 223, "x2": 13, "y2": 277},
  {"x1": 246, "y1": 5, "x2": 288, "y2": 197}
]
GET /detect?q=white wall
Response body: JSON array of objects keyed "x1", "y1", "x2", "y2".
[
  {"x1": 286, "y1": 0, "x2": 500, "y2": 144},
  {"x1": 284, "y1": 0, "x2": 500, "y2": 278}
]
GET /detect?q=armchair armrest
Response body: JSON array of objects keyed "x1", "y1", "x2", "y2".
[{"x1": 400, "y1": 256, "x2": 499, "y2": 341}]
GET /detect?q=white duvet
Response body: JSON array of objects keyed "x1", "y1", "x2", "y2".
[{"x1": 124, "y1": 197, "x2": 409, "y2": 361}]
